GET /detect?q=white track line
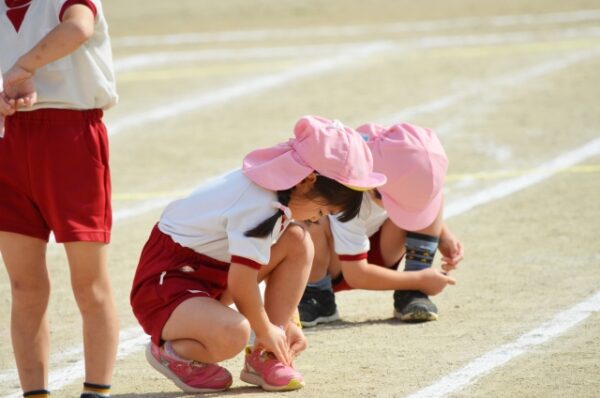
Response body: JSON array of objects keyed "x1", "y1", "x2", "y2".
[
  {"x1": 445, "y1": 137, "x2": 600, "y2": 217},
  {"x1": 3, "y1": 20, "x2": 600, "y2": 397},
  {"x1": 112, "y1": 9, "x2": 600, "y2": 47},
  {"x1": 386, "y1": 47, "x2": 600, "y2": 123},
  {"x1": 4, "y1": 137, "x2": 600, "y2": 398},
  {"x1": 108, "y1": 42, "x2": 392, "y2": 136},
  {"x1": 110, "y1": 47, "x2": 600, "y2": 222},
  {"x1": 114, "y1": 42, "x2": 375, "y2": 73},
  {"x1": 407, "y1": 290, "x2": 600, "y2": 398},
  {"x1": 113, "y1": 26, "x2": 600, "y2": 75},
  {"x1": 108, "y1": 26, "x2": 600, "y2": 137}
]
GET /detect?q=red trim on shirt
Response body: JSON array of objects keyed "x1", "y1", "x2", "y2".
[
  {"x1": 5, "y1": 0, "x2": 31, "y2": 32},
  {"x1": 59, "y1": 0, "x2": 97, "y2": 21},
  {"x1": 5, "y1": 0, "x2": 30, "y2": 7},
  {"x1": 230, "y1": 255, "x2": 262, "y2": 270},
  {"x1": 339, "y1": 253, "x2": 368, "y2": 262}
]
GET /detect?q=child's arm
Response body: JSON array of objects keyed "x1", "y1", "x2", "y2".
[
  {"x1": 0, "y1": 72, "x2": 13, "y2": 137},
  {"x1": 2, "y1": 4, "x2": 93, "y2": 108},
  {"x1": 13, "y1": 4, "x2": 95, "y2": 74},
  {"x1": 439, "y1": 223, "x2": 464, "y2": 273},
  {"x1": 340, "y1": 259, "x2": 455, "y2": 296},
  {"x1": 228, "y1": 263, "x2": 292, "y2": 365},
  {"x1": 285, "y1": 318, "x2": 307, "y2": 360}
]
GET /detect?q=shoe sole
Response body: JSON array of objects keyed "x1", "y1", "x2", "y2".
[
  {"x1": 240, "y1": 369, "x2": 305, "y2": 391},
  {"x1": 145, "y1": 344, "x2": 232, "y2": 393},
  {"x1": 300, "y1": 311, "x2": 340, "y2": 328},
  {"x1": 393, "y1": 308, "x2": 438, "y2": 322}
]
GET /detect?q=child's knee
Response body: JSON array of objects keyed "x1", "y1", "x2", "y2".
[
  {"x1": 10, "y1": 277, "x2": 50, "y2": 306},
  {"x1": 284, "y1": 223, "x2": 314, "y2": 262},
  {"x1": 72, "y1": 282, "x2": 114, "y2": 314},
  {"x1": 212, "y1": 317, "x2": 251, "y2": 359}
]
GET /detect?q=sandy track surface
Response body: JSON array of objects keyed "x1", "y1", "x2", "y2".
[{"x1": 1, "y1": 1, "x2": 599, "y2": 397}]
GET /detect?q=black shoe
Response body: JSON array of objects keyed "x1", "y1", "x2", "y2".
[
  {"x1": 298, "y1": 286, "x2": 340, "y2": 327},
  {"x1": 393, "y1": 290, "x2": 438, "y2": 322}
]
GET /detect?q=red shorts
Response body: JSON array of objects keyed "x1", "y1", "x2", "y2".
[
  {"x1": 130, "y1": 225, "x2": 230, "y2": 345},
  {"x1": 0, "y1": 109, "x2": 111, "y2": 243},
  {"x1": 332, "y1": 228, "x2": 402, "y2": 292}
]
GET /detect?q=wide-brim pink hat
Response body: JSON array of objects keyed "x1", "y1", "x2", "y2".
[
  {"x1": 243, "y1": 115, "x2": 387, "y2": 191},
  {"x1": 357, "y1": 122, "x2": 448, "y2": 231}
]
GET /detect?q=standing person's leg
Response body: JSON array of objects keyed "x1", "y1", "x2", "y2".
[
  {"x1": 0, "y1": 232, "x2": 50, "y2": 394},
  {"x1": 65, "y1": 242, "x2": 118, "y2": 387}
]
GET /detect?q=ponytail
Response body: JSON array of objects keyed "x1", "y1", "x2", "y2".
[{"x1": 244, "y1": 189, "x2": 292, "y2": 238}]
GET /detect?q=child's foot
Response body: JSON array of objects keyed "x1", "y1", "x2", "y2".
[
  {"x1": 298, "y1": 286, "x2": 340, "y2": 327},
  {"x1": 240, "y1": 347, "x2": 305, "y2": 391},
  {"x1": 145, "y1": 342, "x2": 232, "y2": 393},
  {"x1": 393, "y1": 290, "x2": 438, "y2": 322}
]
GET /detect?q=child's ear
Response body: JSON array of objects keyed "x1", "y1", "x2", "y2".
[
  {"x1": 304, "y1": 172, "x2": 318, "y2": 183},
  {"x1": 296, "y1": 172, "x2": 318, "y2": 193}
]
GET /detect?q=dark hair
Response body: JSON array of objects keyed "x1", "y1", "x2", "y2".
[{"x1": 244, "y1": 175, "x2": 364, "y2": 238}]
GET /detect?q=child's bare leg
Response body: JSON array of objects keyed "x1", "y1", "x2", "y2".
[
  {"x1": 307, "y1": 217, "x2": 335, "y2": 282},
  {"x1": 161, "y1": 297, "x2": 250, "y2": 362},
  {"x1": 260, "y1": 223, "x2": 314, "y2": 326},
  {"x1": 378, "y1": 219, "x2": 407, "y2": 266},
  {"x1": 0, "y1": 232, "x2": 50, "y2": 392},
  {"x1": 65, "y1": 242, "x2": 118, "y2": 385}
]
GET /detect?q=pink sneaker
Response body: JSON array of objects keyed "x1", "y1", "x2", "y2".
[
  {"x1": 240, "y1": 347, "x2": 305, "y2": 391},
  {"x1": 145, "y1": 342, "x2": 232, "y2": 393}
]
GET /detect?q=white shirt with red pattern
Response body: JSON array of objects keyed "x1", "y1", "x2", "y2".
[
  {"x1": 0, "y1": 0, "x2": 117, "y2": 110},
  {"x1": 159, "y1": 169, "x2": 291, "y2": 269}
]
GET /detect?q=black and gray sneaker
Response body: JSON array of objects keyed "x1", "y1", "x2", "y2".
[
  {"x1": 298, "y1": 286, "x2": 340, "y2": 327},
  {"x1": 393, "y1": 290, "x2": 438, "y2": 322}
]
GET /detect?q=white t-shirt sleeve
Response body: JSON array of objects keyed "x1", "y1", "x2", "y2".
[
  {"x1": 330, "y1": 214, "x2": 370, "y2": 256},
  {"x1": 226, "y1": 200, "x2": 279, "y2": 268}
]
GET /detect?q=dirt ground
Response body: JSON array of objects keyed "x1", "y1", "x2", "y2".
[{"x1": 1, "y1": 1, "x2": 600, "y2": 397}]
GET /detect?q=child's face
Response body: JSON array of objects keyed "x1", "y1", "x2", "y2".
[
  {"x1": 288, "y1": 174, "x2": 341, "y2": 222},
  {"x1": 288, "y1": 197, "x2": 340, "y2": 222}
]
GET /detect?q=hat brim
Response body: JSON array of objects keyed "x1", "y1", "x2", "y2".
[
  {"x1": 243, "y1": 149, "x2": 314, "y2": 191},
  {"x1": 381, "y1": 188, "x2": 444, "y2": 231},
  {"x1": 341, "y1": 172, "x2": 387, "y2": 191}
]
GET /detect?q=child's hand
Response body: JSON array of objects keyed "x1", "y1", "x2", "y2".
[
  {"x1": 439, "y1": 230, "x2": 464, "y2": 273},
  {"x1": 417, "y1": 267, "x2": 456, "y2": 296},
  {"x1": 286, "y1": 321, "x2": 308, "y2": 360},
  {"x1": 3, "y1": 64, "x2": 37, "y2": 110},
  {"x1": 0, "y1": 91, "x2": 15, "y2": 115},
  {"x1": 0, "y1": 92, "x2": 14, "y2": 138},
  {"x1": 254, "y1": 323, "x2": 292, "y2": 365}
]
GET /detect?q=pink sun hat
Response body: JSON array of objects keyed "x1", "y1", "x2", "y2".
[
  {"x1": 357, "y1": 122, "x2": 448, "y2": 231},
  {"x1": 243, "y1": 115, "x2": 387, "y2": 191}
]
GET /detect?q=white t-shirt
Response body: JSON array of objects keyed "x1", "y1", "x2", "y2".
[
  {"x1": 0, "y1": 0, "x2": 118, "y2": 110},
  {"x1": 159, "y1": 169, "x2": 291, "y2": 267},
  {"x1": 329, "y1": 192, "x2": 388, "y2": 257}
]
